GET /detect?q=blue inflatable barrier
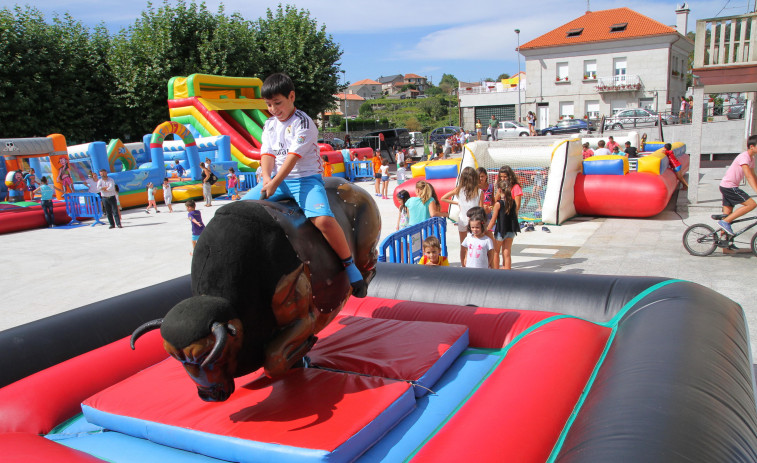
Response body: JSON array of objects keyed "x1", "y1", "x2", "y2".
[
  {"x1": 378, "y1": 217, "x2": 447, "y2": 264},
  {"x1": 64, "y1": 193, "x2": 104, "y2": 227},
  {"x1": 426, "y1": 164, "x2": 458, "y2": 180},
  {"x1": 582, "y1": 156, "x2": 628, "y2": 175}
]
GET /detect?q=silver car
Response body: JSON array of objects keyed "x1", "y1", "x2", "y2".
[
  {"x1": 604, "y1": 108, "x2": 678, "y2": 130},
  {"x1": 497, "y1": 121, "x2": 530, "y2": 137}
]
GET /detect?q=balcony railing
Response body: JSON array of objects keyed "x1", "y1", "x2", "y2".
[
  {"x1": 694, "y1": 12, "x2": 757, "y2": 68},
  {"x1": 459, "y1": 85, "x2": 523, "y2": 95},
  {"x1": 595, "y1": 74, "x2": 641, "y2": 92}
]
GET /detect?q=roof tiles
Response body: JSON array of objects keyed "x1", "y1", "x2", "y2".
[{"x1": 520, "y1": 7, "x2": 680, "y2": 50}]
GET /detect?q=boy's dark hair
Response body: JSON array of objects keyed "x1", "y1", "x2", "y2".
[
  {"x1": 597, "y1": 140, "x2": 605, "y2": 147},
  {"x1": 748, "y1": 134, "x2": 757, "y2": 148},
  {"x1": 423, "y1": 236, "x2": 441, "y2": 250},
  {"x1": 186, "y1": 199, "x2": 196, "y2": 208},
  {"x1": 164, "y1": 177, "x2": 169, "y2": 182},
  {"x1": 262, "y1": 73, "x2": 295, "y2": 99},
  {"x1": 40, "y1": 176, "x2": 47, "y2": 183},
  {"x1": 625, "y1": 141, "x2": 631, "y2": 146},
  {"x1": 664, "y1": 143, "x2": 672, "y2": 150}
]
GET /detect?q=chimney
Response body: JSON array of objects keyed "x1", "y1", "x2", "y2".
[{"x1": 675, "y1": 3, "x2": 690, "y2": 35}]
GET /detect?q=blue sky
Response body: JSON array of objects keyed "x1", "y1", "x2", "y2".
[{"x1": 1, "y1": 0, "x2": 748, "y2": 85}]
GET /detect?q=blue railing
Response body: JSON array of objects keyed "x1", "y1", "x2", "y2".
[
  {"x1": 345, "y1": 160, "x2": 374, "y2": 182},
  {"x1": 378, "y1": 217, "x2": 448, "y2": 264},
  {"x1": 64, "y1": 192, "x2": 104, "y2": 227}
]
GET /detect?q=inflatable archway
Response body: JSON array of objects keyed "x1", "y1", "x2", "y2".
[
  {"x1": 106, "y1": 139, "x2": 137, "y2": 172},
  {"x1": 150, "y1": 121, "x2": 201, "y2": 181}
]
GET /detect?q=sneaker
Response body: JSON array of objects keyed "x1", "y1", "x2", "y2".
[
  {"x1": 350, "y1": 280, "x2": 368, "y2": 298},
  {"x1": 542, "y1": 226, "x2": 551, "y2": 233},
  {"x1": 144, "y1": 210, "x2": 149, "y2": 214},
  {"x1": 525, "y1": 224, "x2": 535, "y2": 232},
  {"x1": 156, "y1": 210, "x2": 161, "y2": 213},
  {"x1": 108, "y1": 225, "x2": 115, "y2": 229},
  {"x1": 717, "y1": 220, "x2": 734, "y2": 235}
]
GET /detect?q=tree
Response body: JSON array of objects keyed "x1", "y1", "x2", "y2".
[
  {"x1": 425, "y1": 85, "x2": 443, "y2": 96},
  {"x1": 0, "y1": 6, "x2": 115, "y2": 141},
  {"x1": 404, "y1": 116, "x2": 421, "y2": 132},
  {"x1": 359, "y1": 101, "x2": 374, "y2": 117},
  {"x1": 252, "y1": 5, "x2": 342, "y2": 118},
  {"x1": 497, "y1": 73, "x2": 510, "y2": 80},
  {"x1": 440, "y1": 73, "x2": 458, "y2": 88},
  {"x1": 400, "y1": 83, "x2": 417, "y2": 92}
]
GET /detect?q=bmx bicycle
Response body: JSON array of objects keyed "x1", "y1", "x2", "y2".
[{"x1": 682, "y1": 214, "x2": 757, "y2": 256}]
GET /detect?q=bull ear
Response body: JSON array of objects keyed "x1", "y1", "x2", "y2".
[
  {"x1": 201, "y1": 322, "x2": 228, "y2": 368},
  {"x1": 130, "y1": 319, "x2": 163, "y2": 349}
]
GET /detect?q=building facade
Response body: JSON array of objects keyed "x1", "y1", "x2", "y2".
[
  {"x1": 348, "y1": 79, "x2": 383, "y2": 100},
  {"x1": 518, "y1": 7, "x2": 693, "y2": 129}
]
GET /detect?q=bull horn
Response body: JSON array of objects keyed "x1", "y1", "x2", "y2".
[
  {"x1": 130, "y1": 319, "x2": 163, "y2": 349},
  {"x1": 201, "y1": 322, "x2": 229, "y2": 368}
]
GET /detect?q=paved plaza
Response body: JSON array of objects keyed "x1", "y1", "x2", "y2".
[{"x1": 2, "y1": 166, "x2": 756, "y2": 358}]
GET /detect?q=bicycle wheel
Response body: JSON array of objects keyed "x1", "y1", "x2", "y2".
[
  {"x1": 751, "y1": 232, "x2": 757, "y2": 257},
  {"x1": 683, "y1": 224, "x2": 717, "y2": 256}
]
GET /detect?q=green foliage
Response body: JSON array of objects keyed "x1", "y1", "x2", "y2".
[
  {"x1": 404, "y1": 116, "x2": 421, "y2": 132},
  {"x1": 425, "y1": 85, "x2": 443, "y2": 96},
  {"x1": 440, "y1": 73, "x2": 458, "y2": 87},
  {"x1": 329, "y1": 113, "x2": 343, "y2": 128},
  {"x1": 359, "y1": 101, "x2": 373, "y2": 117},
  {"x1": 0, "y1": 6, "x2": 115, "y2": 142},
  {"x1": 400, "y1": 83, "x2": 417, "y2": 92},
  {"x1": 497, "y1": 73, "x2": 510, "y2": 80},
  {"x1": 252, "y1": 5, "x2": 342, "y2": 118}
]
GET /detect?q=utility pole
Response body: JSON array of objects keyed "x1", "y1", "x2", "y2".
[{"x1": 515, "y1": 29, "x2": 522, "y2": 123}]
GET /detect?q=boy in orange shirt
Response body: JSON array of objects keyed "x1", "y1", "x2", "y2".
[{"x1": 372, "y1": 150, "x2": 383, "y2": 197}]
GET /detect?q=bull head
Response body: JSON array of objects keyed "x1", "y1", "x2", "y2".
[{"x1": 130, "y1": 296, "x2": 244, "y2": 402}]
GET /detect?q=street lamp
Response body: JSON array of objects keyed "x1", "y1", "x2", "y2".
[
  {"x1": 340, "y1": 70, "x2": 348, "y2": 137},
  {"x1": 515, "y1": 29, "x2": 521, "y2": 123}
]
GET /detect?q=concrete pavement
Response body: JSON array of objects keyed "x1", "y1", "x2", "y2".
[{"x1": 1, "y1": 167, "x2": 756, "y2": 358}]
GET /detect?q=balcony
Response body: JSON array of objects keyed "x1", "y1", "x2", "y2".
[
  {"x1": 692, "y1": 12, "x2": 757, "y2": 93},
  {"x1": 595, "y1": 74, "x2": 641, "y2": 93}
]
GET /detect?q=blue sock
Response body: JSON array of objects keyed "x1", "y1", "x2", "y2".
[{"x1": 341, "y1": 257, "x2": 363, "y2": 283}]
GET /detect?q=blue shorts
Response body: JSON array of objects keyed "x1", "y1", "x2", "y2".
[
  {"x1": 191, "y1": 234, "x2": 201, "y2": 241},
  {"x1": 495, "y1": 232, "x2": 516, "y2": 241},
  {"x1": 242, "y1": 174, "x2": 334, "y2": 218},
  {"x1": 228, "y1": 187, "x2": 237, "y2": 196},
  {"x1": 381, "y1": 176, "x2": 389, "y2": 181}
]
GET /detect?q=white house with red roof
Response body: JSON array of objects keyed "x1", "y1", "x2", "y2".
[
  {"x1": 348, "y1": 78, "x2": 383, "y2": 100},
  {"x1": 519, "y1": 6, "x2": 693, "y2": 129}
]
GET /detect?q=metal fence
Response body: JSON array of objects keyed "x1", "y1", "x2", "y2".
[{"x1": 377, "y1": 217, "x2": 448, "y2": 264}]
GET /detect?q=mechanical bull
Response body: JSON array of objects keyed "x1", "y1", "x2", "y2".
[{"x1": 131, "y1": 178, "x2": 380, "y2": 401}]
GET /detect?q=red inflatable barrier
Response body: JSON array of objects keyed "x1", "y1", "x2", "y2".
[
  {"x1": 0, "y1": 201, "x2": 70, "y2": 234},
  {"x1": 574, "y1": 154, "x2": 689, "y2": 218},
  {"x1": 391, "y1": 176, "x2": 457, "y2": 213}
]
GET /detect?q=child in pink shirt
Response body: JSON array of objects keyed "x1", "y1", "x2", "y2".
[{"x1": 716, "y1": 135, "x2": 757, "y2": 235}]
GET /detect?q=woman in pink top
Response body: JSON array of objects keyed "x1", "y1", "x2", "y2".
[{"x1": 716, "y1": 135, "x2": 757, "y2": 235}]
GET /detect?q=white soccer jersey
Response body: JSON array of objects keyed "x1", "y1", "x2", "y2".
[{"x1": 260, "y1": 109, "x2": 322, "y2": 178}]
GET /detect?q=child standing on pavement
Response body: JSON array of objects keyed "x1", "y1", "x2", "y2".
[
  {"x1": 186, "y1": 199, "x2": 204, "y2": 254},
  {"x1": 373, "y1": 150, "x2": 383, "y2": 197},
  {"x1": 461, "y1": 214, "x2": 494, "y2": 269},
  {"x1": 488, "y1": 179, "x2": 520, "y2": 269},
  {"x1": 380, "y1": 158, "x2": 390, "y2": 199},
  {"x1": 226, "y1": 168, "x2": 239, "y2": 200},
  {"x1": 442, "y1": 166, "x2": 483, "y2": 266},
  {"x1": 396, "y1": 189, "x2": 410, "y2": 230},
  {"x1": 240, "y1": 72, "x2": 367, "y2": 296},
  {"x1": 162, "y1": 178, "x2": 173, "y2": 212},
  {"x1": 396, "y1": 161, "x2": 407, "y2": 185},
  {"x1": 145, "y1": 182, "x2": 160, "y2": 213}
]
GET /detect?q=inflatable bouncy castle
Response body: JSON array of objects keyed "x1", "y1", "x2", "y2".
[{"x1": 575, "y1": 141, "x2": 689, "y2": 217}]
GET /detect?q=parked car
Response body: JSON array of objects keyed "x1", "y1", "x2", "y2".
[
  {"x1": 604, "y1": 108, "x2": 677, "y2": 130},
  {"x1": 540, "y1": 119, "x2": 595, "y2": 136},
  {"x1": 496, "y1": 121, "x2": 530, "y2": 137},
  {"x1": 727, "y1": 104, "x2": 745, "y2": 120},
  {"x1": 409, "y1": 131, "x2": 424, "y2": 146},
  {"x1": 428, "y1": 126, "x2": 462, "y2": 145},
  {"x1": 317, "y1": 137, "x2": 345, "y2": 150}
]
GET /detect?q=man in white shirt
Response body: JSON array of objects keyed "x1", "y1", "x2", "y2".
[{"x1": 97, "y1": 169, "x2": 121, "y2": 229}]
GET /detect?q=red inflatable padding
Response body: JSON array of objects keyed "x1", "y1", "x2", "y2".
[
  {"x1": 311, "y1": 316, "x2": 467, "y2": 383},
  {"x1": 0, "y1": 330, "x2": 166, "y2": 434},
  {"x1": 0, "y1": 202, "x2": 69, "y2": 234},
  {"x1": 574, "y1": 155, "x2": 689, "y2": 218},
  {"x1": 319, "y1": 149, "x2": 344, "y2": 164},
  {"x1": 83, "y1": 362, "x2": 411, "y2": 452},
  {"x1": 341, "y1": 297, "x2": 559, "y2": 349},
  {"x1": 412, "y1": 317, "x2": 611, "y2": 463},
  {"x1": 391, "y1": 176, "x2": 458, "y2": 212},
  {"x1": 0, "y1": 433, "x2": 106, "y2": 463}
]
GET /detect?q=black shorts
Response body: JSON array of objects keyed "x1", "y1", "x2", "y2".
[
  {"x1": 375, "y1": 173, "x2": 382, "y2": 179},
  {"x1": 720, "y1": 186, "x2": 751, "y2": 207}
]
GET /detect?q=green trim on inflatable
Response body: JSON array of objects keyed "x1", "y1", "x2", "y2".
[
  {"x1": 545, "y1": 279, "x2": 685, "y2": 462},
  {"x1": 405, "y1": 315, "x2": 574, "y2": 462}
]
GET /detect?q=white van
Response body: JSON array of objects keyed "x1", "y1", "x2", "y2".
[{"x1": 409, "y1": 131, "x2": 424, "y2": 146}]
